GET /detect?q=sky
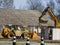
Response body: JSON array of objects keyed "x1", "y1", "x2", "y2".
[
  {"x1": 14, "y1": 0, "x2": 60, "y2": 15},
  {"x1": 14, "y1": 0, "x2": 27, "y2": 9},
  {"x1": 14, "y1": 0, "x2": 60, "y2": 9}
]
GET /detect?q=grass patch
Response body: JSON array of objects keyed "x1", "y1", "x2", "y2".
[
  {"x1": 16, "y1": 39, "x2": 26, "y2": 42},
  {"x1": 0, "y1": 38, "x2": 12, "y2": 41},
  {"x1": 0, "y1": 38, "x2": 60, "y2": 43},
  {"x1": 16, "y1": 39, "x2": 40, "y2": 42},
  {"x1": 0, "y1": 38, "x2": 40, "y2": 42},
  {"x1": 44, "y1": 40, "x2": 60, "y2": 43}
]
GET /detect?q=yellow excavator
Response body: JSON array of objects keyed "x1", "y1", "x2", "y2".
[
  {"x1": 39, "y1": 7, "x2": 59, "y2": 28},
  {"x1": 1, "y1": 26, "x2": 39, "y2": 39},
  {"x1": 39, "y1": 7, "x2": 59, "y2": 40}
]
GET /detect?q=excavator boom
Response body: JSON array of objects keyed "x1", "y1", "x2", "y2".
[{"x1": 39, "y1": 7, "x2": 59, "y2": 28}]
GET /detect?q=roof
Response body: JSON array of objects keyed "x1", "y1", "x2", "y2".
[{"x1": 0, "y1": 8, "x2": 54, "y2": 26}]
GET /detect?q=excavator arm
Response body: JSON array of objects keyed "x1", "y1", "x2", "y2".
[{"x1": 39, "y1": 7, "x2": 59, "y2": 28}]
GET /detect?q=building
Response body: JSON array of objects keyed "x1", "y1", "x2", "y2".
[{"x1": 0, "y1": 8, "x2": 59, "y2": 39}]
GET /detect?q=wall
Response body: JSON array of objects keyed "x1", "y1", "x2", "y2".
[{"x1": 53, "y1": 28, "x2": 60, "y2": 40}]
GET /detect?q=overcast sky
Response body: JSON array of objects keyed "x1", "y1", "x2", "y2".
[
  {"x1": 14, "y1": 0, "x2": 60, "y2": 9},
  {"x1": 14, "y1": 0, "x2": 27, "y2": 9}
]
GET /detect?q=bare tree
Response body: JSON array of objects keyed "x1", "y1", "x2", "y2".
[
  {"x1": 27, "y1": 0, "x2": 56, "y2": 11},
  {"x1": 0, "y1": 0, "x2": 2, "y2": 7},
  {"x1": 47, "y1": 0, "x2": 55, "y2": 11},
  {"x1": 0, "y1": 0, "x2": 15, "y2": 8},
  {"x1": 27, "y1": 0, "x2": 44, "y2": 12}
]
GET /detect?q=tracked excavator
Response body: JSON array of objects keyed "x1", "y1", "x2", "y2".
[
  {"x1": 39, "y1": 7, "x2": 59, "y2": 40},
  {"x1": 39, "y1": 7, "x2": 59, "y2": 28}
]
